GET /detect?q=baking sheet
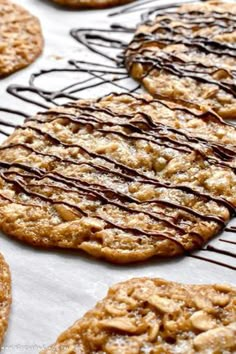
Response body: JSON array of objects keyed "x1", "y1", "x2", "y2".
[{"x1": 0, "y1": 0, "x2": 235, "y2": 352}]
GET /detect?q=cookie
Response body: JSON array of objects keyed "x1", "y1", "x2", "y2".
[
  {"x1": 0, "y1": 0, "x2": 43, "y2": 77},
  {"x1": 0, "y1": 253, "x2": 11, "y2": 348},
  {"x1": 125, "y1": 1, "x2": 236, "y2": 119},
  {"x1": 52, "y1": 0, "x2": 134, "y2": 9},
  {"x1": 0, "y1": 93, "x2": 235, "y2": 263},
  {"x1": 41, "y1": 277, "x2": 236, "y2": 354}
]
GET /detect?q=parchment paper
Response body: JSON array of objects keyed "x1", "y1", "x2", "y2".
[{"x1": 0, "y1": 0, "x2": 235, "y2": 352}]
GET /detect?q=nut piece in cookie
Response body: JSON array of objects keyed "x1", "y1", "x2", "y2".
[
  {"x1": 52, "y1": 0, "x2": 135, "y2": 9},
  {"x1": 125, "y1": 1, "x2": 236, "y2": 119},
  {"x1": 41, "y1": 278, "x2": 236, "y2": 354},
  {"x1": 0, "y1": 253, "x2": 11, "y2": 348},
  {"x1": 0, "y1": 0, "x2": 43, "y2": 77},
  {"x1": 0, "y1": 93, "x2": 235, "y2": 263}
]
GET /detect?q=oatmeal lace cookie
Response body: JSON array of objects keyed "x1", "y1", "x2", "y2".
[
  {"x1": 0, "y1": 0, "x2": 43, "y2": 77},
  {"x1": 0, "y1": 93, "x2": 235, "y2": 263},
  {"x1": 0, "y1": 253, "x2": 11, "y2": 348},
  {"x1": 125, "y1": 1, "x2": 236, "y2": 119},
  {"x1": 41, "y1": 277, "x2": 236, "y2": 354},
  {"x1": 52, "y1": 0, "x2": 135, "y2": 9}
]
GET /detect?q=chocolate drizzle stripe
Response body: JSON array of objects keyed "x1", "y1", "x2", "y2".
[
  {"x1": 97, "y1": 92, "x2": 235, "y2": 129},
  {"x1": 0, "y1": 129, "x2": 9, "y2": 137},
  {"x1": 0, "y1": 142, "x2": 225, "y2": 226},
  {"x1": 69, "y1": 114, "x2": 236, "y2": 168},
  {"x1": 124, "y1": 2, "x2": 236, "y2": 109},
  {"x1": 70, "y1": 28, "x2": 129, "y2": 62},
  {"x1": 0, "y1": 107, "x2": 29, "y2": 119},
  {"x1": 7, "y1": 85, "x2": 52, "y2": 110},
  {"x1": 189, "y1": 254, "x2": 236, "y2": 271},
  {"x1": 29, "y1": 113, "x2": 192, "y2": 153},
  {"x1": 6, "y1": 62, "x2": 140, "y2": 109},
  {"x1": 29, "y1": 96, "x2": 236, "y2": 166},
  {"x1": 32, "y1": 110, "x2": 236, "y2": 170},
  {"x1": 0, "y1": 107, "x2": 24, "y2": 137},
  {"x1": 32, "y1": 113, "x2": 198, "y2": 154},
  {"x1": 204, "y1": 245, "x2": 236, "y2": 258},
  {"x1": 225, "y1": 226, "x2": 236, "y2": 232},
  {"x1": 16, "y1": 123, "x2": 235, "y2": 214},
  {"x1": 0, "y1": 171, "x2": 186, "y2": 251},
  {"x1": 0, "y1": 165, "x2": 206, "y2": 249},
  {"x1": 0, "y1": 191, "x2": 43, "y2": 208},
  {"x1": 0, "y1": 120, "x2": 17, "y2": 128},
  {"x1": 131, "y1": 33, "x2": 236, "y2": 58},
  {"x1": 14, "y1": 172, "x2": 189, "y2": 234},
  {"x1": 219, "y1": 239, "x2": 236, "y2": 245},
  {"x1": 128, "y1": 52, "x2": 236, "y2": 98},
  {"x1": 141, "y1": 6, "x2": 236, "y2": 26},
  {"x1": 0, "y1": 165, "x2": 188, "y2": 236},
  {"x1": 109, "y1": 0, "x2": 198, "y2": 17},
  {"x1": 68, "y1": 60, "x2": 132, "y2": 92}
]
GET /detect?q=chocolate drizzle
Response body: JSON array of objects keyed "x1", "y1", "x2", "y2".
[
  {"x1": 189, "y1": 254, "x2": 236, "y2": 271},
  {"x1": 0, "y1": 94, "x2": 235, "y2": 259},
  {"x1": 70, "y1": 28, "x2": 131, "y2": 62},
  {"x1": 225, "y1": 225, "x2": 236, "y2": 233},
  {"x1": 7, "y1": 60, "x2": 141, "y2": 109},
  {"x1": 124, "y1": 1, "x2": 236, "y2": 118},
  {"x1": 109, "y1": 0, "x2": 199, "y2": 18},
  {"x1": 5, "y1": 103, "x2": 236, "y2": 213},
  {"x1": 220, "y1": 239, "x2": 236, "y2": 245},
  {"x1": 0, "y1": 107, "x2": 28, "y2": 137}
]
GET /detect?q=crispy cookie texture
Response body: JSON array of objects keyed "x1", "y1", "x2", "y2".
[
  {"x1": 0, "y1": 0, "x2": 43, "y2": 77},
  {"x1": 41, "y1": 277, "x2": 236, "y2": 354},
  {"x1": 0, "y1": 93, "x2": 235, "y2": 263},
  {"x1": 0, "y1": 253, "x2": 11, "y2": 348},
  {"x1": 125, "y1": 0, "x2": 236, "y2": 119},
  {"x1": 52, "y1": 0, "x2": 134, "y2": 9}
]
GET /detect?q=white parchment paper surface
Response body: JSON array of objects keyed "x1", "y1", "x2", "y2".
[{"x1": 0, "y1": 0, "x2": 235, "y2": 352}]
